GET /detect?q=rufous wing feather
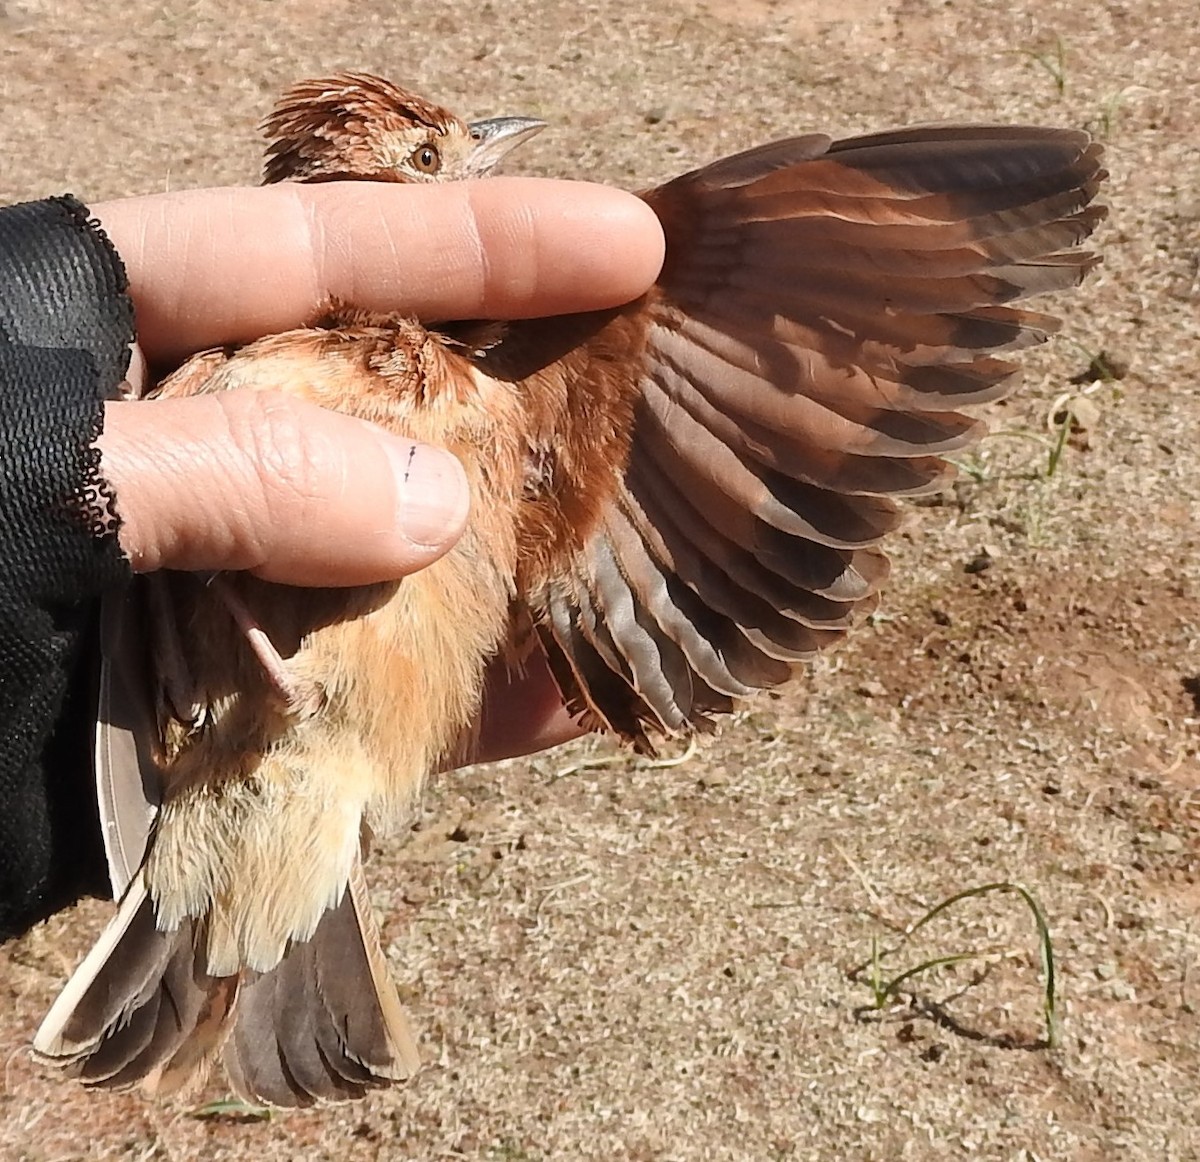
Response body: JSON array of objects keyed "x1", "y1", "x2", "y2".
[{"x1": 521, "y1": 126, "x2": 1106, "y2": 747}]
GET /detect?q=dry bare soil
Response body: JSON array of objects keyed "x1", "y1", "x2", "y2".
[{"x1": 1, "y1": 0, "x2": 1197, "y2": 1159}]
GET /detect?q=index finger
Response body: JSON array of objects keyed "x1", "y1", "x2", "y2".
[{"x1": 92, "y1": 179, "x2": 665, "y2": 363}]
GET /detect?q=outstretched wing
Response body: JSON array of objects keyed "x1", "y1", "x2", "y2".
[{"x1": 521, "y1": 126, "x2": 1106, "y2": 749}]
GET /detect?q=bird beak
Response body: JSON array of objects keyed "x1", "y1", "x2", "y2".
[{"x1": 465, "y1": 116, "x2": 546, "y2": 176}]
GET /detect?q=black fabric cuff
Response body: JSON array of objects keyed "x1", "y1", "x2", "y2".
[{"x1": 0, "y1": 195, "x2": 136, "y2": 937}]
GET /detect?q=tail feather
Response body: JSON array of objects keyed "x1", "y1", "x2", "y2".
[
  {"x1": 35, "y1": 860, "x2": 419, "y2": 1106},
  {"x1": 143, "y1": 972, "x2": 240, "y2": 1095},
  {"x1": 33, "y1": 872, "x2": 235, "y2": 1090},
  {"x1": 72, "y1": 985, "x2": 165, "y2": 1084},
  {"x1": 85, "y1": 953, "x2": 237, "y2": 1091},
  {"x1": 222, "y1": 859, "x2": 419, "y2": 1106},
  {"x1": 35, "y1": 871, "x2": 179, "y2": 1058}
]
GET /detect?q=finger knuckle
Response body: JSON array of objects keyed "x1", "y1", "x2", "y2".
[{"x1": 220, "y1": 391, "x2": 337, "y2": 524}]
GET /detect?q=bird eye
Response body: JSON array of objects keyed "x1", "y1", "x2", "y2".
[{"x1": 411, "y1": 144, "x2": 441, "y2": 174}]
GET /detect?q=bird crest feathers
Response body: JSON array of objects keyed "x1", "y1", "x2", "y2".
[{"x1": 261, "y1": 71, "x2": 466, "y2": 184}]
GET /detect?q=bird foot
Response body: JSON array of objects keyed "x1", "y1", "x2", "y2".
[{"x1": 209, "y1": 577, "x2": 325, "y2": 719}]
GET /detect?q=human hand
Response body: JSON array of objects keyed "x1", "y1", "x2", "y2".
[
  {"x1": 93, "y1": 178, "x2": 665, "y2": 758},
  {"x1": 94, "y1": 179, "x2": 664, "y2": 583}
]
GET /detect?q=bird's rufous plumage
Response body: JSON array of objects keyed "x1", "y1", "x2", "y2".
[{"x1": 34, "y1": 72, "x2": 1106, "y2": 1106}]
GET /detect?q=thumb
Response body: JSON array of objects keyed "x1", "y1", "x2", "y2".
[{"x1": 98, "y1": 391, "x2": 470, "y2": 586}]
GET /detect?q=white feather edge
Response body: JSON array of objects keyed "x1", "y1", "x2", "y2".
[
  {"x1": 347, "y1": 858, "x2": 422, "y2": 1077},
  {"x1": 95, "y1": 591, "x2": 161, "y2": 899},
  {"x1": 32, "y1": 868, "x2": 150, "y2": 1058}
]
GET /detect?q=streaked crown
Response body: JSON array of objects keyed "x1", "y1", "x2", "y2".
[{"x1": 262, "y1": 72, "x2": 544, "y2": 185}]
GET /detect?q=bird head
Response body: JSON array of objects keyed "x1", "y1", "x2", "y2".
[{"x1": 261, "y1": 72, "x2": 545, "y2": 185}]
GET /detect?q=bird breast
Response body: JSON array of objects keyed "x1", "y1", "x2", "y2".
[{"x1": 145, "y1": 315, "x2": 533, "y2": 936}]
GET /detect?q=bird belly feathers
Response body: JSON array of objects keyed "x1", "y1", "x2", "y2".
[
  {"x1": 148, "y1": 518, "x2": 516, "y2": 975},
  {"x1": 143, "y1": 333, "x2": 526, "y2": 975},
  {"x1": 33, "y1": 322, "x2": 527, "y2": 1101}
]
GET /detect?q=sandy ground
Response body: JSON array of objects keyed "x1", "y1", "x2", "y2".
[{"x1": 0, "y1": 0, "x2": 1198, "y2": 1158}]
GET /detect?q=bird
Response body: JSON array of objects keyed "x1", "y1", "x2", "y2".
[{"x1": 33, "y1": 72, "x2": 1106, "y2": 1107}]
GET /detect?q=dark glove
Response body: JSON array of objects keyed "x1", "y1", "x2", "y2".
[{"x1": 0, "y1": 195, "x2": 134, "y2": 937}]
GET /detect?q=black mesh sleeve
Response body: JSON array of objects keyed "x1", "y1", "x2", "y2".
[{"x1": 0, "y1": 195, "x2": 135, "y2": 937}]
